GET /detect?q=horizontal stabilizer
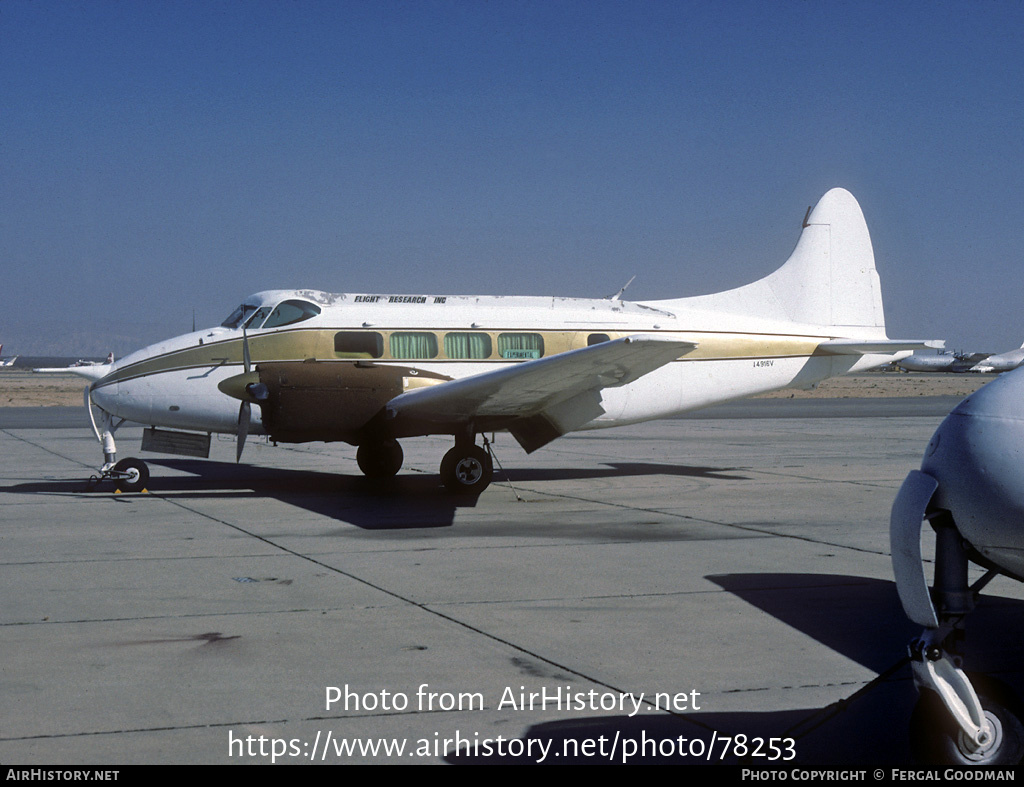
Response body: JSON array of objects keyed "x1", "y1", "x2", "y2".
[{"x1": 818, "y1": 339, "x2": 945, "y2": 355}]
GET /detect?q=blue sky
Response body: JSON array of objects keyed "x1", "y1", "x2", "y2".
[{"x1": 2, "y1": 0, "x2": 1022, "y2": 355}]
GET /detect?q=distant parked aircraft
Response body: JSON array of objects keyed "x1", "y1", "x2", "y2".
[{"x1": 898, "y1": 342, "x2": 1024, "y2": 374}]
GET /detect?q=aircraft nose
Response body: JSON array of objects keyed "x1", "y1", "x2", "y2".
[
  {"x1": 90, "y1": 383, "x2": 107, "y2": 407},
  {"x1": 89, "y1": 378, "x2": 119, "y2": 414},
  {"x1": 921, "y1": 367, "x2": 1024, "y2": 575}
]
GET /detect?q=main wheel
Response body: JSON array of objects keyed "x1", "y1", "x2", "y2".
[
  {"x1": 440, "y1": 445, "x2": 493, "y2": 495},
  {"x1": 112, "y1": 458, "x2": 149, "y2": 493},
  {"x1": 910, "y1": 682, "x2": 1024, "y2": 765},
  {"x1": 356, "y1": 439, "x2": 403, "y2": 478}
]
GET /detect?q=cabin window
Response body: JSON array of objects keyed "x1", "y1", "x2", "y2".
[
  {"x1": 334, "y1": 331, "x2": 383, "y2": 358},
  {"x1": 587, "y1": 333, "x2": 611, "y2": 346},
  {"x1": 498, "y1": 333, "x2": 544, "y2": 359},
  {"x1": 263, "y1": 300, "x2": 321, "y2": 329},
  {"x1": 444, "y1": 332, "x2": 492, "y2": 359},
  {"x1": 390, "y1": 332, "x2": 438, "y2": 359}
]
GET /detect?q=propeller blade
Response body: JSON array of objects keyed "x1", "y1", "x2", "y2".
[
  {"x1": 237, "y1": 400, "x2": 250, "y2": 462},
  {"x1": 242, "y1": 326, "x2": 252, "y2": 373}
]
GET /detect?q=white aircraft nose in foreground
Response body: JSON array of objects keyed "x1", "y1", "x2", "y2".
[
  {"x1": 892, "y1": 367, "x2": 1024, "y2": 765},
  {"x1": 77, "y1": 188, "x2": 937, "y2": 494}
]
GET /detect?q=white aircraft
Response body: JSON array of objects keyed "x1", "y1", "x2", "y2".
[
  {"x1": 73, "y1": 352, "x2": 116, "y2": 367},
  {"x1": 68, "y1": 188, "x2": 937, "y2": 494},
  {"x1": 899, "y1": 342, "x2": 1024, "y2": 374},
  {"x1": 892, "y1": 365, "x2": 1024, "y2": 765},
  {"x1": 0, "y1": 346, "x2": 17, "y2": 368},
  {"x1": 968, "y1": 342, "x2": 1024, "y2": 374}
]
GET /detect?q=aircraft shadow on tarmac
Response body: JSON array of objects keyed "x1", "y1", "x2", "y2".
[
  {"x1": 446, "y1": 574, "x2": 1024, "y2": 765},
  {"x1": 7, "y1": 458, "x2": 748, "y2": 531}
]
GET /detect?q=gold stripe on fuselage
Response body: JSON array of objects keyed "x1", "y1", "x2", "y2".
[{"x1": 95, "y1": 327, "x2": 831, "y2": 388}]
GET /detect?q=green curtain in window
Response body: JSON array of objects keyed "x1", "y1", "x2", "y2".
[
  {"x1": 444, "y1": 333, "x2": 492, "y2": 359},
  {"x1": 390, "y1": 332, "x2": 438, "y2": 359},
  {"x1": 498, "y1": 333, "x2": 543, "y2": 359}
]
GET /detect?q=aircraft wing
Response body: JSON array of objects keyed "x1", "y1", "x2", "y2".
[
  {"x1": 385, "y1": 334, "x2": 697, "y2": 452},
  {"x1": 32, "y1": 365, "x2": 111, "y2": 381},
  {"x1": 818, "y1": 339, "x2": 944, "y2": 355}
]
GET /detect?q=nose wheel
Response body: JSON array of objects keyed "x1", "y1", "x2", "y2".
[
  {"x1": 440, "y1": 444, "x2": 493, "y2": 495},
  {"x1": 88, "y1": 457, "x2": 150, "y2": 493},
  {"x1": 110, "y1": 458, "x2": 150, "y2": 492}
]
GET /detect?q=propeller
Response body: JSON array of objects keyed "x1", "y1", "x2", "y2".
[{"x1": 219, "y1": 327, "x2": 270, "y2": 462}]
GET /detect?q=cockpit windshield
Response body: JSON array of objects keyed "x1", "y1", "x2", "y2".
[
  {"x1": 220, "y1": 303, "x2": 260, "y2": 329},
  {"x1": 220, "y1": 299, "x2": 321, "y2": 330}
]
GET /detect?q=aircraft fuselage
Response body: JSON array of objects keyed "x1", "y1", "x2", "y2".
[{"x1": 90, "y1": 288, "x2": 895, "y2": 444}]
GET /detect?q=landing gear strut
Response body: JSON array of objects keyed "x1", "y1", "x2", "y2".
[{"x1": 910, "y1": 671, "x2": 1024, "y2": 765}]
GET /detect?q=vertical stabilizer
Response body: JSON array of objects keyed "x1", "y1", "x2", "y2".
[
  {"x1": 762, "y1": 188, "x2": 884, "y2": 330},
  {"x1": 660, "y1": 189, "x2": 887, "y2": 333}
]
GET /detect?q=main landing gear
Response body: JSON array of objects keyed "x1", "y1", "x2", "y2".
[
  {"x1": 356, "y1": 439, "x2": 404, "y2": 478},
  {"x1": 355, "y1": 435, "x2": 494, "y2": 495},
  {"x1": 440, "y1": 442, "x2": 493, "y2": 495}
]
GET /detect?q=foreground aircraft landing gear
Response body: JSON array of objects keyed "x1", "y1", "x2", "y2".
[
  {"x1": 892, "y1": 483, "x2": 1024, "y2": 764},
  {"x1": 440, "y1": 443, "x2": 493, "y2": 495},
  {"x1": 910, "y1": 672, "x2": 1024, "y2": 765},
  {"x1": 356, "y1": 439, "x2": 404, "y2": 478}
]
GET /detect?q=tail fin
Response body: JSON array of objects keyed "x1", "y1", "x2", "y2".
[
  {"x1": 664, "y1": 189, "x2": 887, "y2": 333},
  {"x1": 759, "y1": 188, "x2": 884, "y2": 330}
]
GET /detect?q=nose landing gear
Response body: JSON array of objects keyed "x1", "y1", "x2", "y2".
[{"x1": 85, "y1": 387, "x2": 150, "y2": 493}]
